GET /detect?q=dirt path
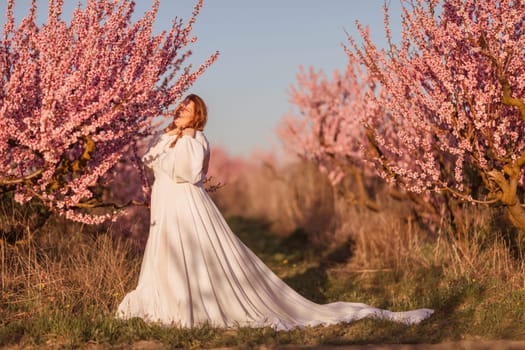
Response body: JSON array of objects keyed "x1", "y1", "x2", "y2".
[
  {"x1": 5, "y1": 340, "x2": 525, "y2": 349},
  {"x1": 273, "y1": 341, "x2": 525, "y2": 350},
  {"x1": 83, "y1": 340, "x2": 525, "y2": 349}
]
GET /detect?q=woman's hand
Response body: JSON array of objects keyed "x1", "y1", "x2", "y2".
[{"x1": 166, "y1": 128, "x2": 181, "y2": 136}]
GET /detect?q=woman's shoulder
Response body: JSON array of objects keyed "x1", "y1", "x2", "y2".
[
  {"x1": 177, "y1": 130, "x2": 209, "y2": 150},
  {"x1": 194, "y1": 130, "x2": 209, "y2": 147}
]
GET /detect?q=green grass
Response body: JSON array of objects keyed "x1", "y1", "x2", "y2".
[{"x1": 1, "y1": 216, "x2": 525, "y2": 348}]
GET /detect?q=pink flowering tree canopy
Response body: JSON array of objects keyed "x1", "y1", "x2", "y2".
[
  {"x1": 0, "y1": 0, "x2": 218, "y2": 223},
  {"x1": 279, "y1": 66, "x2": 367, "y2": 185},
  {"x1": 277, "y1": 65, "x2": 382, "y2": 209},
  {"x1": 345, "y1": 0, "x2": 525, "y2": 229}
]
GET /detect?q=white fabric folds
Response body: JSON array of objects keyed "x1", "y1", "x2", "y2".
[{"x1": 116, "y1": 131, "x2": 433, "y2": 330}]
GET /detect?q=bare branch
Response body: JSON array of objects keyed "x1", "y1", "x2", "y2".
[
  {"x1": 439, "y1": 185, "x2": 500, "y2": 205},
  {"x1": 73, "y1": 199, "x2": 147, "y2": 209},
  {"x1": 501, "y1": 79, "x2": 525, "y2": 124},
  {"x1": 0, "y1": 167, "x2": 45, "y2": 186}
]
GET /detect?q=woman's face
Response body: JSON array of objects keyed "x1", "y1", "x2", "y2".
[{"x1": 174, "y1": 100, "x2": 195, "y2": 129}]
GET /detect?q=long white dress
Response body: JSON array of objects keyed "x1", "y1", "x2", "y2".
[{"x1": 115, "y1": 131, "x2": 433, "y2": 330}]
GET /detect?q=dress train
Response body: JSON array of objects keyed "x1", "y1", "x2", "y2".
[{"x1": 116, "y1": 131, "x2": 433, "y2": 330}]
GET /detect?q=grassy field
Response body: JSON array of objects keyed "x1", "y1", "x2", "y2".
[{"x1": 2, "y1": 206, "x2": 525, "y2": 349}]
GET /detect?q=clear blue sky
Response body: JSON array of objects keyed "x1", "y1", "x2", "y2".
[{"x1": 2, "y1": 1, "x2": 403, "y2": 157}]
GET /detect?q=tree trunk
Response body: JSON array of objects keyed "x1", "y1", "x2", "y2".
[
  {"x1": 505, "y1": 201, "x2": 525, "y2": 235},
  {"x1": 489, "y1": 167, "x2": 525, "y2": 245},
  {"x1": 347, "y1": 167, "x2": 379, "y2": 211}
]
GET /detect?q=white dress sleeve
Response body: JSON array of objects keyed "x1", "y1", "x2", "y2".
[{"x1": 158, "y1": 135, "x2": 205, "y2": 184}]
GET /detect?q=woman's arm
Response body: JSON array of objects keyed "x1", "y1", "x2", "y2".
[{"x1": 158, "y1": 135, "x2": 205, "y2": 184}]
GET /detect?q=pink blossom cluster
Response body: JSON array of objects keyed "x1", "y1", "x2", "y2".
[
  {"x1": 278, "y1": 65, "x2": 381, "y2": 186},
  {"x1": 344, "y1": 0, "x2": 525, "y2": 200},
  {"x1": 207, "y1": 146, "x2": 259, "y2": 186},
  {"x1": 0, "y1": 0, "x2": 218, "y2": 223}
]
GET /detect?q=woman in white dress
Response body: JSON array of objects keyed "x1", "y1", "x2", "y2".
[{"x1": 116, "y1": 94, "x2": 433, "y2": 330}]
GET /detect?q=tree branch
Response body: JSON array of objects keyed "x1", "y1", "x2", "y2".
[
  {"x1": 365, "y1": 127, "x2": 397, "y2": 180},
  {"x1": 478, "y1": 47, "x2": 525, "y2": 123},
  {"x1": 439, "y1": 185, "x2": 500, "y2": 205},
  {"x1": 501, "y1": 79, "x2": 525, "y2": 124},
  {"x1": 0, "y1": 167, "x2": 45, "y2": 186},
  {"x1": 73, "y1": 199, "x2": 147, "y2": 209}
]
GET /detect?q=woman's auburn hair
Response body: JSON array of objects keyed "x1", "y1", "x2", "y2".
[
  {"x1": 188, "y1": 94, "x2": 208, "y2": 131},
  {"x1": 166, "y1": 94, "x2": 207, "y2": 147},
  {"x1": 167, "y1": 94, "x2": 208, "y2": 132}
]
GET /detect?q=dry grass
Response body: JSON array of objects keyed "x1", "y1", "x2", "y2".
[
  {"x1": 332, "y1": 196, "x2": 525, "y2": 287},
  {"x1": 211, "y1": 159, "x2": 525, "y2": 288},
  {"x1": 211, "y1": 160, "x2": 338, "y2": 242},
  {"x1": 2, "y1": 160, "x2": 525, "y2": 347},
  {"x1": 0, "y1": 212, "x2": 141, "y2": 337}
]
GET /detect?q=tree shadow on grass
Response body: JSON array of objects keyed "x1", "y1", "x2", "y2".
[
  {"x1": 280, "y1": 233, "x2": 356, "y2": 303},
  {"x1": 347, "y1": 268, "x2": 483, "y2": 344},
  {"x1": 228, "y1": 217, "x2": 356, "y2": 305},
  {"x1": 282, "y1": 266, "x2": 329, "y2": 304},
  {"x1": 226, "y1": 217, "x2": 479, "y2": 343},
  {"x1": 307, "y1": 280, "x2": 482, "y2": 346}
]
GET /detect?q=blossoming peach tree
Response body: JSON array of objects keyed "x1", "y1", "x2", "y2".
[
  {"x1": 0, "y1": 0, "x2": 218, "y2": 224},
  {"x1": 282, "y1": 0, "x2": 525, "y2": 232},
  {"x1": 278, "y1": 65, "x2": 383, "y2": 211},
  {"x1": 345, "y1": 0, "x2": 525, "y2": 230}
]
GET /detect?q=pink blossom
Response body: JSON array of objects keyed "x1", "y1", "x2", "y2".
[
  {"x1": 0, "y1": 0, "x2": 219, "y2": 224},
  {"x1": 345, "y1": 0, "x2": 525, "y2": 200}
]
